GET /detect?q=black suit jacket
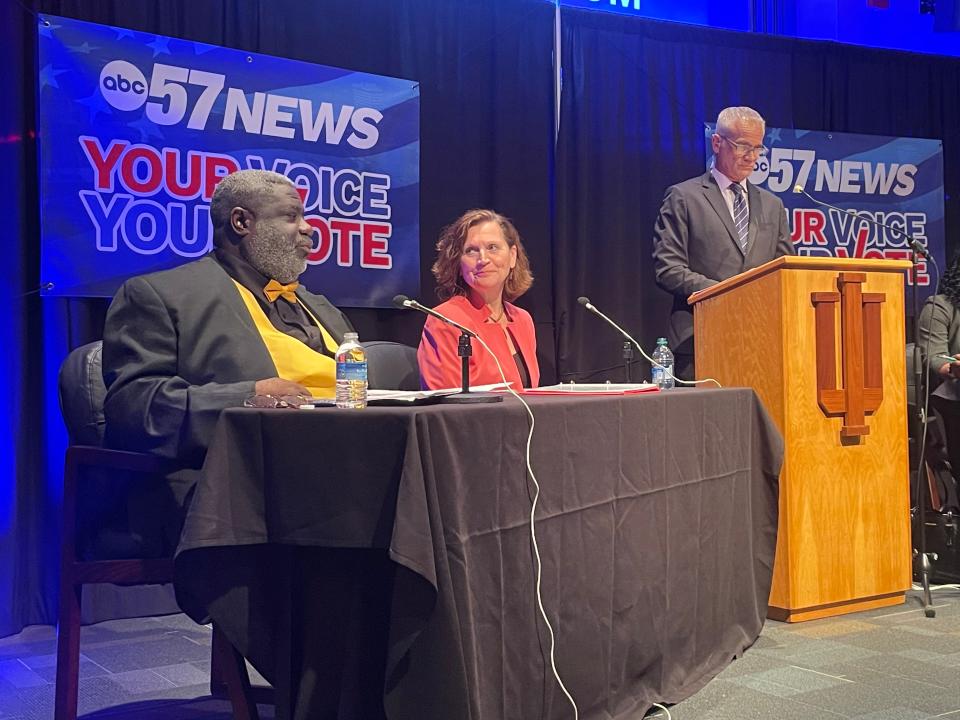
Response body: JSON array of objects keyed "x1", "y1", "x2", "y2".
[
  {"x1": 652, "y1": 170, "x2": 795, "y2": 352},
  {"x1": 102, "y1": 256, "x2": 353, "y2": 465}
]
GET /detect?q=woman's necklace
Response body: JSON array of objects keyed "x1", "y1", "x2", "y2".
[{"x1": 489, "y1": 307, "x2": 505, "y2": 323}]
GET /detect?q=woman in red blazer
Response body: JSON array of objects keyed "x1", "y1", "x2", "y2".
[{"x1": 417, "y1": 209, "x2": 539, "y2": 390}]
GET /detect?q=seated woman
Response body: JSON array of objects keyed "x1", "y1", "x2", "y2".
[
  {"x1": 918, "y1": 253, "x2": 960, "y2": 510},
  {"x1": 417, "y1": 209, "x2": 539, "y2": 390}
]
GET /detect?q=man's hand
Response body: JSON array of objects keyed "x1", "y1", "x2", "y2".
[{"x1": 254, "y1": 377, "x2": 311, "y2": 398}]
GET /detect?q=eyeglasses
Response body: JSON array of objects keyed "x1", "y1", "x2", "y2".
[
  {"x1": 719, "y1": 135, "x2": 768, "y2": 157},
  {"x1": 243, "y1": 394, "x2": 312, "y2": 409}
]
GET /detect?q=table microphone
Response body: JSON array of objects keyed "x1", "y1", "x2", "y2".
[
  {"x1": 392, "y1": 294, "x2": 477, "y2": 338},
  {"x1": 578, "y1": 297, "x2": 720, "y2": 388},
  {"x1": 393, "y1": 294, "x2": 501, "y2": 402},
  {"x1": 792, "y1": 184, "x2": 931, "y2": 261},
  {"x1": 577, "y1": 296, "x2": 652, "y2": 364}
]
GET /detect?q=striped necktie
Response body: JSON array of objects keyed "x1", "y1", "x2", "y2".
[{"x1": 730, "y1": 183, "x2": 749, "y2": 252}]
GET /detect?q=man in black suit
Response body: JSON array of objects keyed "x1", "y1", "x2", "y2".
[
  {"x1": 102, "y1": 171, "x2": 390, "y2": 719},
  {"x1": 652, "y1": 106, "x2": 795, "y2": 379},
  {"x1": 103, "y1": 169, "x2": 353, "y2": 466}
]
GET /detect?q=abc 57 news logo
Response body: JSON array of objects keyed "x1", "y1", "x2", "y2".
[{"x1": 99, "y1": 60, "x2": 148, "y2": 111}]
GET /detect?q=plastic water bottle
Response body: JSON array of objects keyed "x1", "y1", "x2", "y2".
[
  {"x1": 335, "y1": 332, "x2": 368, "y2": 409},
  {"x1": 651, "y1": 337, "x2": 675, "y2": 390}
]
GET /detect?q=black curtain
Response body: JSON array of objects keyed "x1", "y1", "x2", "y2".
[
  {"x1": 3, "y1": 0, "x2": 555, "y2": 636},
  {"x1": 553, "y1": 7, "x2": 960, "y2": 382}
]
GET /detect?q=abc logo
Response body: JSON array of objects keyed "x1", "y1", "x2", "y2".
[
  {"x1": 99, "y1": 60, "x2": 148, "y2": 111},
  {"x1": 749, "y1": 154, "x2": 770, "y2": 185}
]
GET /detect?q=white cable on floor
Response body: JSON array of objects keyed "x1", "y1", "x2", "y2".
[{"x1": 912, "y1": 582, "x2": 960, "y2": 591}]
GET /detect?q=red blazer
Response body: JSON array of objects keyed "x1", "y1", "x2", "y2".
[{"x1": 417, "y1": 295, "x2": 540, "y2": 390}]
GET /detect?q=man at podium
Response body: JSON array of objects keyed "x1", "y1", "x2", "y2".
[{"x1": 652, "y1": 105, "x2": 794, "y2": 379}]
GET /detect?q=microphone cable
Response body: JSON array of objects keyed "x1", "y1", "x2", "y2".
[
  {"x1": 792, "y1": 185, "x2": 933, "y2": 262},
  {"x1": 400, "y1": 294, "x2": 581, "y2": 719},
  {"x1": 464, "y1": 330, "x2": 581, "y2": 720}
]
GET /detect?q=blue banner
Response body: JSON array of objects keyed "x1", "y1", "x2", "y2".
[
  {"x1": 38, "y1": 15, "x2": 420, "y2": 307},
  {"x1": 704, "y1": 125, "x2": 945, "y2": 297}
]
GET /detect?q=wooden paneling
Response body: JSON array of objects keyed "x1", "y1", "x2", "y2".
[{"x1": 693, "y1": 257, "x2": 911, "y2": 621}]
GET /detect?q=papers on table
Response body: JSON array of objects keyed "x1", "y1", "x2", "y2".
[
  {"x1": 367, "y1": 383, "x2": 512, "y2": 404},
  {"x1": 522, "y1": 382, "x2": 658, "y2": 396},
  {"x1": 302, "y1": 383, "x2": 513, "y2": 407}
]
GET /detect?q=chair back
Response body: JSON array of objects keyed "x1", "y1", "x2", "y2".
[
  {"x1": 365, "y1": 341, "x2": 420, "y2": 390},
  {"x1": 58, "y1": 341, "x2": 107, "y2": 447},
  {"x1": 906, "y1": 342, "x2": 917, "y2": 408}
]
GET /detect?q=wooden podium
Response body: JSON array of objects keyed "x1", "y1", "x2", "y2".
[{"x1": 689, "y1": 256, "x2": 912, "y2": 622}]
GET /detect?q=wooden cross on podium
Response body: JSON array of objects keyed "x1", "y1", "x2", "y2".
[{"x1": 811, "y1": 272, "x2": 885, "y2": 440}]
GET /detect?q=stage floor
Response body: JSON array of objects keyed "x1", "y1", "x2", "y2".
[{"x1": 0, "y1": 587, "x2": 958, "y2": 720}]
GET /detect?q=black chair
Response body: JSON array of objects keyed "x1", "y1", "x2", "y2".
[
  {"x1": 366, "y1": 340, "x2": 420, "y2": 390},
  {"x1": 55, "y1": 341, "x2": 265, "y2": 720}
]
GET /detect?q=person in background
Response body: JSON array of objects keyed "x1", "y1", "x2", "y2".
[
  {"x1": 919, "y1": 253, "x2": 960, "y2": 500},
  {"x1": 418, "y1": 208, "x2": 539, "y2": 390},
  {"x1": 651, "y1": 105, "x2": 794, "y2": 379}
]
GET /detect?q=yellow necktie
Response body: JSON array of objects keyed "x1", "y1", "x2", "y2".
[{"x1": 263, "y1": 279, "x2": 300, "y2": 303}]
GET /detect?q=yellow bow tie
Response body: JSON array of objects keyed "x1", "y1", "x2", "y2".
[{"x1": 263, "y1": 279, "x2": 299, "y2": 303}]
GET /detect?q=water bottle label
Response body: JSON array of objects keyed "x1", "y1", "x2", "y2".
[
  {"x1": 652, "y1": 366, "x2": 663, "y2": 383},
  {"x1": 337, "y1": 361, "x2": 367, "y2": 381}
]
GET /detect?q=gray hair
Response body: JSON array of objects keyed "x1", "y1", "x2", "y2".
[
  {"x1": 209, "y1": 170, "x2": 294, "y2": 229},
  {"x1": 716, "y1": 106, "x2": 765, "y2": 136}
]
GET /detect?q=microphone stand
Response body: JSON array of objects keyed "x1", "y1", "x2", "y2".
[
  {"x1": 449, "y1": 330, "x2": 502, "y2": 404},
  {"x1": 622, "y1": 341, "x2": 634, "y2": 382},
  {"x1": 911, "y1": 246, "x2": 936, "y2": 617},
  {"x1": 392, "y1": 294, "x2": 502, "y2": 404},
  {"x1": 793, "y1": 188, "x2": 936, "y2": 615}
]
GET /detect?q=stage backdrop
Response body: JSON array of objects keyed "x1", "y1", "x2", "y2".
[
  {"x1": 4, "y1": 0, "x2": 556, "y2": 639},
  {"x1": 8, "y1": 0, "x2": 960, "y2": 643},
  {"x1": 704, "y1": 125, "x2": 945, "y2": 298},
  {"x1": 38, "y1": 15, "x2": 420, "y2": 308}
]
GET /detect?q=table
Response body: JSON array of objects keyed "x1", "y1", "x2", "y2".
[{"x1": 174, "y1": 388, "x2": 782, "y2": 720}]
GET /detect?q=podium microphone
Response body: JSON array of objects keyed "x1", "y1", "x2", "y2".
[
  {"x1": 392, "y1": 294, "x2": 476, "y2": 337},
  {"x1": 792, "y1": 184, "x2": 931, "y2": 261}
]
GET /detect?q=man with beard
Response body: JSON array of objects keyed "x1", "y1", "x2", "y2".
[
  {"x1": 652, "y1": 106, "x2": 794, "y2": 380},
  {"x1": 101, "y1": 170, "x2": 388, "y2": 719},
  {"x1": 102, "y1": 169, "x2": 354, "y2": 465}
]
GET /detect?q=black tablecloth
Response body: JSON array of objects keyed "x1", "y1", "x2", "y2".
[{"x1": 174, "y1": 388, "x2": 782, "y2": 720}]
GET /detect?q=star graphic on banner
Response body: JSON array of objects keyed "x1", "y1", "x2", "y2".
[
  {"x1": 39, "y1": 64, "x2": 69, "y2": 90},
  {"x1": 128, "y1": 116, "x2": 165, "y2": 142},
  {"x1": 766, "y1": 127, "x2": 783, "y2": 146},
  {"x1": 38, "y1": 19, "x2": 62, "y2": 38},
  {"x1": 68, "y1": 42, "x2": 100, "y2": 54},
  {"x1": 146, "y1": 36, "x2": 171, "y2": 57},
  {"x1": 77, "y1": 90, "x2": 114, "y2": 122},
  {"x1": 114, "y1": 27, "x2": 136, "y2": 40}
]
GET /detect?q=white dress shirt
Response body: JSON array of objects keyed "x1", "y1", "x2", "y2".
[{"x1": 711, "y1": 167, "x2": 750, "y2": 222}]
